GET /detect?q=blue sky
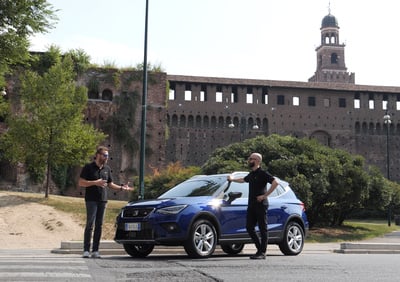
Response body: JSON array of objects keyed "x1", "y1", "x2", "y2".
[{"x1": 30, "y1": 0, "x2": 400, "y2": 86}]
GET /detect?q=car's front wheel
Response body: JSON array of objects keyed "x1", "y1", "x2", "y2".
[
  {"x1": 123, "y1": 243, "x2": 154, "y2": 258},
  {"x1": 184, "y1": 219, "x2": 217, "y2": 258},
  {"x1": 220, "y1": 243, "x2": 245, "y2": 255},
  {"x1": 278, "y1": 221, "x2": 304, "y2": 255}
]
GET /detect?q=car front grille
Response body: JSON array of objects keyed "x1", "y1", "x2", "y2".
[
  {"x1": 115, "y1": 222, "x2": 154, "y2": 240},
  {"x1": 122, "y1": 207, "x2": 154, "y2": 218}
]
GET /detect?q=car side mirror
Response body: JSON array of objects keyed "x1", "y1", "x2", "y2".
[{"x1": 227, "y1": 191, "x2": 242, "y2": 204}]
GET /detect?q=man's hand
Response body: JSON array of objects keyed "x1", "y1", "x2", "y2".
[
  {"x1": 96, "y1": 179, "x2": 107, "y2": 187},
  {"x1": 256, "y1": 194, "x2": 266, "y2": 202}
]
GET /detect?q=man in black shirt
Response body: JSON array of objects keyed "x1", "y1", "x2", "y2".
[
  {"x1": 228, "y1": 152, "x2": 278, "y2": 259},
  {"x1": 79, "y1": 146, "x2": 134, "y2": 258}
]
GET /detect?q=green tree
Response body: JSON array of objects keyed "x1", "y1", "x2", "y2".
[
  {"x1": 0, "y1": 54, "x2": 105, "y2": 197},
  {"x1": 201, "y1": 135, "x2": 381, "y2": 227},
  {"x1": 133, "y1": 162, "x2": 201, "y2": 200},
  {"x1": 0, "y1": 0, "x2": 57, "y2": 87}
]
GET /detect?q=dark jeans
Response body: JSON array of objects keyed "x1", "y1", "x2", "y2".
[
  {"x1": 246, "y1": 202, "x2": 268, "y2": 254},
  {"x1": 84, "y1": 201, "x2": 107, "y2": 252}
]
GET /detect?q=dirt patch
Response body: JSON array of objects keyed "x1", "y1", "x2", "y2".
[{"x1": 0, "y1": 192, "x2": 84, "y2": 249}]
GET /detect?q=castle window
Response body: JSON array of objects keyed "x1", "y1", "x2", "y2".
[
  {"x1": 369, "y1": 122, "x2": 375, "y2": 135},
  {"x1": 195, "y1": 115, "x2": 202, "y2": 127},
  {"x1": 331, "y1": 53, "x2": 338, "y2": 64},
  {"x1": 262, "y1": 87, "x2": 269, "y2": 104},
  {"x1": 200, "y1": 84, "x2": 207, "y2": 102},
  {"x1": 169, "y1": 83, "x2": 176, "y2": 100},
  {"x1": 184, "y1": 84, "x2": 191, "y2": 101},
  {"x1": 88, "y1": 90, "x2": 99, "y2": 99},
  {"x1": 382, "y1": 100, "x2": 388, "y2": 110},
  {"x1": 263, "y1": 94, "x2": 269, "y2": 105},
  {"x1": 180, "y1": 115, "x2": 186, "y2": 127},
  {"x1": 277, "y1": 95, "x2": 285, "y2": 105},
  {"x1": 308, "y1": 96, "x2": 316, "y2": 106},
  {"x1": 293, "y1": 96, "x2": 299, "y2": 106},
  {"x1": 216, "y1": 91, "x2": 222, "y2": 102},
  {"x1": 211, "y1": 116, "x2": 217, "y2": 127},
  {"x1": 203, "y1": 116, "x2": 209, "y2": 128},
  {"x1": 369, "y1": 100, "x2": 375, "y2": 109},
  {"x1": 188, "y1": 115, "x2": 194, "y2": 127},
  {"x1": 361, "y1": 122, "x2": 368, "y2": 134},
  {"x1": 231, "y1": 86, "x2": 238, "y2": 103},
  {"x1": 102, "y1": 89, "x2": 113, "y2": 101},
  {"x1": 355, "y1": 122, "x2": 360, "y2": 134},
  {"x1": 171, "y1": 114, "x2": 178, "y2": 126},
  {"x1": 354, "y1": 98, "x2": 360, "y2": 109},
  {"x1": 246, "y1": 93, "x2": 253, "y2": 104},
  {"x1": 218, "y1": 116, "x2": 224, "y2": 128},
  {"x1": 339, "y1": 98, "x2": 346, "y2": 108}
]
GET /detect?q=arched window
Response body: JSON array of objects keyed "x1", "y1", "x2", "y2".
[
  {"x1": 187, "y1": 115, "x2": 194, "y2": 127},
  {"x1": 369, "y1": 122, "x2": 374, "y2": 135},
  {"x1": 355, "y1": 122, "x2": 360, "y2": 134},
  {"x1": 195, "y1": 115, "x2": 202, "y2": 128},
  {"x1": 180, "y1": 115, "x2": 186, "y2": 127},
  {"x1": 203, "y1": 116, "x2": 209, "y2": 128},
  {"x1": 88, "y1": 90, "x2": 99, "y2": 99},
  {"x1": 210, "y1": 116, "x2": 217, "y2": 128},
  {"x1": 102, "y1": 89, "x2": 113, "y2": 101},
  {"x1": 171, "y1": 114, "x2": 178, "y2": 126},
  {"x1": 218, "y1": 116, "x2": 224, "y2": 128},
  {"x1": 361, "y1": 122, "x2": 368, "y2": 134}
]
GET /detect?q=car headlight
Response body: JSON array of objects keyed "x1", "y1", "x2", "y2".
[{"x1": 156, "y1": 205, "x2": 188, "y2": 215}]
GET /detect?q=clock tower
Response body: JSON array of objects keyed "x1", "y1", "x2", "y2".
[{"x1": 309, "y1": 12, "x2": 355, "y2": 83}]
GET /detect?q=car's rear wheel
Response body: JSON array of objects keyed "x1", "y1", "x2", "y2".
[
  {"x1": 123, "y1": 243, "x2": 154, "y2": 258},
  {"x1": 220, "y1": 243, "x2": 245, "y2": 255},
  {"x1": 184, "y1": 219, "x2": 217, "y2": 258},
  {"x1": 278, "y1": 221, "x2": 304, "y2": 255}
]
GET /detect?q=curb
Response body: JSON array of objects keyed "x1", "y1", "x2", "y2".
[
  {"x1": 52, "y1": 240, "x2": 400, "y2": 256},
  {"x1": 335, "y1": 242, "x2": 400, "y2": 254}
]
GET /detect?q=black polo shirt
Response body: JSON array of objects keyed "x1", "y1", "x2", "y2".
[
  {"x1": 80, "y1": 161, "x2": 113, "y2": 202},
  {"x1": 244, "y1": 167, "x2": 275, "y2": 206}
]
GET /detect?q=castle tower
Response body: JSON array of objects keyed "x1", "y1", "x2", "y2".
[{"x1": 309, "y1": 11, "x2": 355, "y2": 83}]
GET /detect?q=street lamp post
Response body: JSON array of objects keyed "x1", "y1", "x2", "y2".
[
  {"x1": 383, "y1": 110, "x2": 391, "y2": 226},
  {"x1": 138, "y1": 0, "x2": 149, "y2": 200}
]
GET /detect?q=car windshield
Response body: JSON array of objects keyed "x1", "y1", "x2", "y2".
[{"x1": 158, "y1": 176, "x2": 227, "y2": 198}]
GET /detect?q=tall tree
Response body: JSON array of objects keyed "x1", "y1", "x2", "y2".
[
  {"x1": 201, "y1": 135, "x2": 380, "y2": 227},
  {"x1": 0, "y1": 54, "x2": 105, "y2": 197},
  {"x1": 0, "y1": 0, "x2": 57, "y2": 87}
]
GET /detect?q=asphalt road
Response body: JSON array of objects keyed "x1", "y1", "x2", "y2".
[{"x1": 1, "y1": 248, "x2": 400, "y2": 281}]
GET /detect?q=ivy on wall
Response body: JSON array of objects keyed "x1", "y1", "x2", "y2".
[{"x1": 102, "y1": 91, "x2": 140, "y2": 154}]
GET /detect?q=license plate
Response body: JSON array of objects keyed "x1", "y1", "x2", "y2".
[{"x1": 125, "y1": 222, "x2": 141, "y2": 231}]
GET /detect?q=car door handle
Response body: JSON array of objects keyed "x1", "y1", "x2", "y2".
[{"x1": 281, "y1": 205, "x2": 288, "y2": 210}]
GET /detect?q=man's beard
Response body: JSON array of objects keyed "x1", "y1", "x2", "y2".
[{"x1": 248, "y1": 162, "x2": 255, "y2": 168}]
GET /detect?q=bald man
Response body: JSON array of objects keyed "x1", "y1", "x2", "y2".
[{"x1": 228, "y1": 152, "x2": 278, "y2": 259}]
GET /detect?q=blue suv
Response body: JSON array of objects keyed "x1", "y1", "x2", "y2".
[{"x1": 114, "y1": 172, "x2": 309, "y2": 258}]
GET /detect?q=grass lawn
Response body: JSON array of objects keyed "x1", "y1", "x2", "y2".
[{"x1": 2, "y1": 190, "x2": 399, "y2": 242}]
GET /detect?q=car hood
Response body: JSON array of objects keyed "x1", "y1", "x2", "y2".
[{"x1": 125, "y1": 196, "x2": 214, "y2": 209}]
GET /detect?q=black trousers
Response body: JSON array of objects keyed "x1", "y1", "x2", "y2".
[{"x1": 246, "y1": 202, "x2": 268, "y2": 253}]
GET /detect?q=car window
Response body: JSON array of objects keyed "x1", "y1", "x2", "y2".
[
  {"x1": 226, "y1": 182, "x2": 248, "y2": 198},
  {"x1": 159, "y1": 177, "x2": 226, "y2": 198},
  {"x1": 268, "y1": 181, "x2": 287, "y2": 197}
]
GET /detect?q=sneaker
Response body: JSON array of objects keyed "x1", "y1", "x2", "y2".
[
  {"x1": 91, "y1": 251, "x2": 101, "y2": 258},
  {"x1": 82, "y1": 251, "x2": 90, "y2": 258},
  {"x1": 250, "y1": 252, "x2": 266, "y2": 259}
]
